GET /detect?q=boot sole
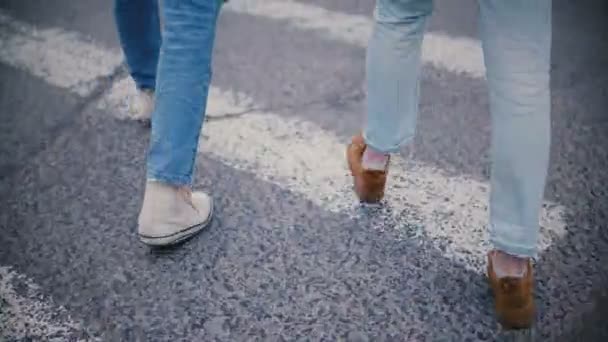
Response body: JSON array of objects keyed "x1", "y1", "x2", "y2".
[{"x1": 139, "y1": 199, "x2": 214, "y2": 246}]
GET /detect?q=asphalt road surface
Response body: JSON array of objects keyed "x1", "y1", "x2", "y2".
[{"x1": 1, "y1": 0, "x2": 607, "y2": 341}]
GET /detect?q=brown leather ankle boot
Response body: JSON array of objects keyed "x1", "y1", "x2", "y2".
[
  {"x1": 487, "y1": 251, "x2": 535, "y2": 329},
  {"x1": 346, "y1": 134, "x2": 389, "y2": 203}
]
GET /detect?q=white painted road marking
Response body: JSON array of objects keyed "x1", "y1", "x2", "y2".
[
  {"x1": 99, "y1": 76, "x2": 256, "y2": 120},
  {"x1": 199, "y1": 94, "x2": 566, "y2": 270},
  {"x1": 225, "y1": 0, "x2": 486, "y2": 78},
  {"x1": 0, "y1": 10, "x2": 122, "y2": 96},
  {"x1": 0, "y1": 266, "x2": 89, "y2": 341}
]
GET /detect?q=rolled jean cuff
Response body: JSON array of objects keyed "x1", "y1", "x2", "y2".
[
  {"x1": 362, "y1": 130, "x2": 413, "y2": 154},
  {"x1": 489, "y1": 219, "x2": 537, "y2": 258},
  {"x1": 147, "y1": 171, "x2": 192, "y2": 187}
]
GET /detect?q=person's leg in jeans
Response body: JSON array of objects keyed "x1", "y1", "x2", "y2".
[
  {"x1": 113, "y1": 0, "x2": 161, "y2": 121},
  {"x1": 137, "y1": 0, "x2": 222, "y2": 246},
  {"x1": 347, "y1": 0, "x2": 433, "y2": 203},
  {"x1": 480, "y1": 0, "x2": 552, "y2": 329}
]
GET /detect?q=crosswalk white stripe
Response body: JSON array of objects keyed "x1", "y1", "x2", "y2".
[
  {"x1": 203, "y1": 97, "x2": 565, "y2": 270},
  {"x1": 0, "y1": 9, "x2": 564, "y2": 272},
  {"x1": 0, "y1": 10, "x2": 122, "y2": 96},
  {"x1": 0, "y1": 266, "x2": 88, "y2": 341},
  {"x1": 104, "y1": 77, "x2": 567, "y2": 271},
  {"x1": 225, "y1": 0, "x2": 486, "y2": 79}
]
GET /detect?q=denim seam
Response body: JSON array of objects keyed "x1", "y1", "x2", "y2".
[
  {"x1": 363, "y1": 132, "x2": 414, "y2": 154},
  {"x1": 147, "y1": 170, "x2": 192, "y2": 187}
]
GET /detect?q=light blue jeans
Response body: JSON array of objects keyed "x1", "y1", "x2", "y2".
[
  {"x1": 364, "y1": 0, "x2": 552, "y2": 258},
  {"x1": 114, "y1": 0, "x2": 222, "y2": 186}
]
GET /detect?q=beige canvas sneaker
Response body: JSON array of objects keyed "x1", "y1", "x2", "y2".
[
  {"x1": 128, "y1": 89, "x2": 154, "y2": 122},
  {"x1": 137, "y1": 181, "x2": 214, "y2": 246}
]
